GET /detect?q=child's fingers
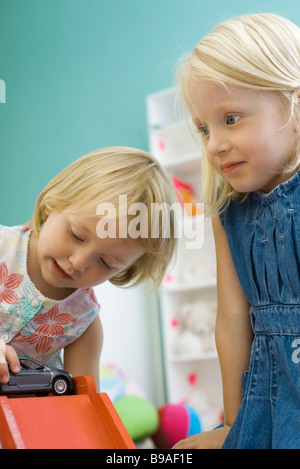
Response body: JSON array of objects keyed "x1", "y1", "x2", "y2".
[
  {"x1": 0, "y1": 346, "x2": 10, "y2": 383},
  {"x1": 0, "y1": 343, "x2": 20, "y2": 383},
  {"x1": 0, "y1": 363, "x2": 10, "y2": 383},
  {"x1": 5, "y1": 345, "x2": 20, "y2": 373}
]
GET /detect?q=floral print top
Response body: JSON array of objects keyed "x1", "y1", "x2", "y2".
[{"x1": 0, "y1": 224, "x2": 100, "y2": 367}]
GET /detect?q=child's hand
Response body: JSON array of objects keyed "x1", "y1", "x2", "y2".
[
  {"x1": 0, "y1": 343, "x2": 20, "y2": 384},
  {"x1": 172, "y1": 425, "x2": 231, "y2": 449}
]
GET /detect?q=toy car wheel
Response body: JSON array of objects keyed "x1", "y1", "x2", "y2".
[{"x1": 52, "y1": 377, "x2": 69, "y2": 395}]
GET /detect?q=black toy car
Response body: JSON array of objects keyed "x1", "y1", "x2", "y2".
[{"x1": 0, "y1": 357, "x2": 73, "y2": 396}]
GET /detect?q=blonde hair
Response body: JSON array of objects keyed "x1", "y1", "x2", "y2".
[
  {"x1": 177, "y1": 13, "x2": 300, "y2": 214},
  {"x1": 32, "y1": 147, "x2": 177, "y2": 288}
]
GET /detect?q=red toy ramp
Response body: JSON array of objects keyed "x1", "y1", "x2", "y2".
[{"x1": 0, "y1": 375, "x2": 135, "y2": 449}]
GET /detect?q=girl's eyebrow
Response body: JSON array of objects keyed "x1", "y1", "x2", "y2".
[{"x1": 71, "y1": 218, "x2": 93, "y2": 237}]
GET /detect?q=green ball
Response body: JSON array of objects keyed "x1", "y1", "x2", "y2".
[{"x1": 114, "y1": 395, "x2": 159, "y2": 442}]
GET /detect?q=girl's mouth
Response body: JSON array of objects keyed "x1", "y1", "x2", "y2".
[
  {"x1": 221, "y1": 162, "x2": 245, "y2": 175},
  {"x1": 51, "y1": 259, "x2": 73, "y2": 280}
]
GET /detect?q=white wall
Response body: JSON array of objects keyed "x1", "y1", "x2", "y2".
[{"x1": 94, "y1": 282, "x2": 166, "y2": 407}]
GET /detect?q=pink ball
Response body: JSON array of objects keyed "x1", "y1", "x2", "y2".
[{"x1": 153, "y1": 403, "x2": 202, "y2": 448}]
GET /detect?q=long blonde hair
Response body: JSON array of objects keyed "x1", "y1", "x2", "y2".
[
  {"x1": 32, "y1": 147, "x2": 177, "y2": 288},
  {"x1": 177, "y1": 13, "x2": 300, "y2": 214}
]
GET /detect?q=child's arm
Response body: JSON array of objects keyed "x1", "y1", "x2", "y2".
[
  {"x1": 214, "y1": 215, "x2": 253, "y2": 429},
  {"x1": 174, "y1": 216, "x2": 253, "y2": 449},
  {"x1": 63, "y1": 315, "x2": 103, "y2": 392}
]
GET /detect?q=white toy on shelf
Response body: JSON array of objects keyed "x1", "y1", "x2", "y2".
[{"x1": 172, "y1": 300, "x2": 217, "y2": 356}]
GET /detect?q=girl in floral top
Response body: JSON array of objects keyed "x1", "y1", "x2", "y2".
[{"x1": 0, "y1": 147, "x2": 176, "y2": 391}]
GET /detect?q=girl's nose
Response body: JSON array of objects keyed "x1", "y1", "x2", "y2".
[
  {"x1": 206, "y1": 129, "x2": 229, "y2": 157},
  {"x1": 69, "y1": 252, "x2": 90, "y2": 272}
]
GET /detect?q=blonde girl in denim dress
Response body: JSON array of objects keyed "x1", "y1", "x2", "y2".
[
  {"x1": 0, "y1": 147, "x2": 176, "y2": 391},
  {"x1": 174, "y1": 14, "x2": 300, "y2": 449}
]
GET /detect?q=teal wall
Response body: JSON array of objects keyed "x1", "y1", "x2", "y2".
[{"x1": 1, "y1": 0, "x2": 300, "y2": 225}]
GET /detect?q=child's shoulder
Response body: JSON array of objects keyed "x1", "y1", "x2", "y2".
[
  {"x1": 0, "y1": 224, "x2": 31, "y2": 247},
  {"x1": 0, "y1": 223, "x2": 31, "y2": 233}
]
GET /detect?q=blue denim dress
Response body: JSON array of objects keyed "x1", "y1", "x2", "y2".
[{"x1": 219, "y1": 171, "x2": 300, "y2": 449}]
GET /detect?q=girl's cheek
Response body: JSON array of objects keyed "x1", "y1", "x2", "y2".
[{"x1": 207, "y1": 156, "x2": 219, "y2": 172}]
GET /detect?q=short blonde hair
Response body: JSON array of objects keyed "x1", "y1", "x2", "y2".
[
  {"x1": 32, "y1": 147, "x2": 177, "y2": 288},
  {"x1": 177, "y1": 13, "x2": 300, "y2": 214}
]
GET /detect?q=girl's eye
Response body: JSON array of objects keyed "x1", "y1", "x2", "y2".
[
  {"x1": 226, "y1": 115, "x2": 240, "y2": 125},
  {"x1": 100, "y1": 258, "x2": 112, "y2": 269},
  {"x1": 71, "y1": 229, "x2": 83, "y2": 242},
  {"x1": 199, "y1": 125, "x2": 210, "y2": 136}
]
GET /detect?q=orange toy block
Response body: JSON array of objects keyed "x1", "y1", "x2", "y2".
[{"x1": 0, "y1": 375, "x2": 135, "y2": 449}]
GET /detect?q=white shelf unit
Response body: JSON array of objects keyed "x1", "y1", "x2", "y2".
[{"x1": 146, "y1": 87, "x2": 223, "y2": 431}]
